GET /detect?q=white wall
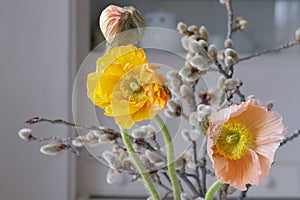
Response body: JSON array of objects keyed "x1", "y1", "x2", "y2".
[{"x1": 0, "y1": 0, "x2": 71, "y2": 199}]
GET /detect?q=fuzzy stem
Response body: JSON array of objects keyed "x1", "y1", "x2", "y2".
[
  {"x1": 205, "y1": 180, "x2": 222, "y2": 200},
  {"x1": 154, "y1": 114, "x2": 181, "y2": 200},
  {"x1": 119, "y1": 127, "x2": 160, "y2": 200}
]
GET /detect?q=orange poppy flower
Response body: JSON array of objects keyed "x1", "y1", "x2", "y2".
[
  {"x1": 207, "y1": 99, "x2": 287, "y2": 190},
  {"x1": 87, "y1": 45, "x2": 169, "y2": 129}
]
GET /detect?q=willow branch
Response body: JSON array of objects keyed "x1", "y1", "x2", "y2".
[
  {"x1": 279, "y1": 129, "x2": 300, "y2": 147},
  {"x1": 237, "y1": 41, "x2": 297, "y2": 63},
  {"x1": 192, "y1": 141, "x2": 202, "y2": 194},
  {"x1": 178, "y1": 171, "x2": 200, "y2": 196},
  {"x1": 26, "y1": 117, "x2": 157, "y2": 151},
  {"x1": 199, "y1": 137, "x2": 207, "y2": 195},
  {"x1": 226, "y1": 1, "x2": 234, "y2": 39}
]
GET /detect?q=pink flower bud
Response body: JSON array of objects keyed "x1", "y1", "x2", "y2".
[
  {"x1": 99, "y1": 5, "x2": 124, "y2": 43},
  {"x1": 99, "y1": 5, "x2": 146, "y2": 46}
]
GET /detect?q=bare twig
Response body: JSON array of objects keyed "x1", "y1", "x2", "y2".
[
  {"x1": 199, "y1": 137, "x2": 207, "y2": 195},
  {"x1": 178, "y1": 171, "x2": 201, "y2": 196},
  {"x1": 226, "y1": 1, "x2": 234, "y2": 39},
  {"x1": 192, "y1": 141, "x2": 202, "y2": 194},
  {"x1": 237, "y1": 41, "x2": 297, "y2": 63},
  {"x1": 279, "y1": 129, "x2": 300, "y2": 147}
]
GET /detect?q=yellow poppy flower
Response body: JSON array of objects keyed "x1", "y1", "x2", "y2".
[{"x1": 87, "y1": 45, "x2": 170, "y2": 129}]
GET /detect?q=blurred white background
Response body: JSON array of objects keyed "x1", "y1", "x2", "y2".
[{"x1": 0, "y1": 0, "x2": 300, "y2": 200}]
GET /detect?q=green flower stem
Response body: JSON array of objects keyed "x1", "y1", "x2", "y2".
[
  {"x1": 119, "y1": 127, "x2": 160, "y2": 200},
  {"x1": 205, "y1": 180, "x2": 222, "y2": 200},
  {"x1": 154, "y1": 114, "x2": 181, "y2": 200}
]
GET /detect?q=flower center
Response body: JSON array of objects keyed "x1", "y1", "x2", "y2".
[
  {"x1": 216, "y1": 120, "x2": 252, "y2": 160},
  {"x1": 129, "y1": 81, "x2": 143, "y2": 93}
]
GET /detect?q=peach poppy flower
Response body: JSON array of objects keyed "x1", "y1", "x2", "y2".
[
  {"x1": 207, "y1": 99, "x2": 286, "y2": 190},
  {"x1": 87, "y1": 45, "x2": 170, "y2": 129}
]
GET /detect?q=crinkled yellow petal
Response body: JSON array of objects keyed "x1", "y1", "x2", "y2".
[{"x1": 96, "y1": 45, "x2": 147, "y2": 72}]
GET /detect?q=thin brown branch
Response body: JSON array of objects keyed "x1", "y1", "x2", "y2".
[
  {"x1": 178, "y1": 171, "x2": 200, "y2": 196},
  {"x1": 237, "y1": 41, "x2": 297, "y2": 63},
  {"x1": 279, "y1": 129, "x2": 300, "y2": 147},
  {"x1": 192, "y1": 141, "x2": 202, "y2": 194},
  {"x1": 199, "y1": 137, "x2": 207, "y2": 195},
  {"x1": 26, "y1": 117, "x2": 157, "y2": 152},
  {"x1": 226, "y1": 1, "x2": 234, "y2": 39}
]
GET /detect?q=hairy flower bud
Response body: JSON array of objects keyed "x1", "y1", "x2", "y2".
[
  {"x1": 103, "y1": 151, "x2": 122, "y2": 169},
  {"x1": 187, "y1": 25, "x2": 198, "y2": 33},
  {"x1": 72, "y1": 136, "x2": 85, "y2": 147},
  {"x1": 180, "y1": 84, "x2": 194, "y2": 98},
  {"x1": 224, "y1": 56, "x2": 236, "y2": 67},
  {"x1": 40, "y1": 144, "x2": 65, "y2": 156},
  {"x1": 188, "y1": 39, "x2": 203, "y2": 53},
  {"x1": 179, "y1": 65, "x2": 202, "y2": 81},
  {"x1": 224, "y1": 78, "x2": 242, "y2": 90},
  {"x1": 199, "y1": 26, "x2": 209, "y2": 41},
  {"x1": 18, "y1": 128, "x2": 34, "y2": 141},
  {"x1": 199, "y1": 40, "x2": 208, "y2": 51},
  {"x1": 181, "y1": 36, "x2": 190, "y2": 51},
  {"x1": 131, "y1": 128, "x2": 147, "y2": 139},
  {"x1": 106, "y1": 168, "x2": 120, "y2": 184},
  {"x1": 208, "y1": 44, "x2": 218, "y2": 60},
  {"x1": 224, "y1": 48, "x2": 237, "y2": 59},
  {"x1": 224, "y1": 38, "x2": 233, "y2": 48},
  {"x1": 145, "y1": 150, "x2": 165, "y2": 166},
  {"x1": 177, "y1": 22, "x2": 187, "y2": 33}
]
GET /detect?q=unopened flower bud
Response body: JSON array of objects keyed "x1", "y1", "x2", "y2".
[
  {"x1": 40, "y1": 144, "x2": 65, "y2": 156},
  {"x1": 224, "y1": 56, "x2": 236, "y2": 67},
  {"x1": 103, "y1": 151, "x2": 122, "y2": 169},
  {"x1": 190, "y1": 54, "x2": 210, "y2": 71},
  {"x1": 180, "y1": 84, "x2": 194, "y2": 98},
  {"x1": 208, "y1": 44, "x2": 218, "y2": 60},
  {"x1": 187, "y1": 25, "x2": 198, "y2": 33},
  {"x1": 199, "y1": 40, "x2": 208, "y2": 51},
  {"x1": 217, "y1": 75, "x2": 226, "y2": 89},
  {"x1": 179, "y1": 65, "x2": 202, "y2": 81},
  {"x1": 295, "y1": 27, "x2": 300, "y2": 44},
  {"x1": 224, "y1": 38, "x2": 233, "y2": 48},
  {"x1": 99, "y1": 5, "x2": 146, "y2": 46},
  {"x1": 106, "y1": 168, "x2": 120, "y2": 184},
  {"x1": 145, "y1": 150, "x2": 165, "y2": 165},
  {"x1": 131, "y1": 128, "x2": 147, "y2": 139},
  {"x1": 18, "y1": 128, "x2": 33, "y2": 141},
  {"x1": 98, "y1": 134, "x2": 111, "y2": 143},
  {"x1": 188, "y1": 39, "x2": 203, "y2": 53},
  {"x1": 199, "y1": 26, "x2": 209, "y2": 41},
  {"x1": 236, "y1": 17, "x2": 248, "y2": 31},
  {"x1": 86, "y1": 131, "x2": 100, "y2": 146},
  {"x1": 72, "y1": 136, "x2": 85, "y2": 147},
  {"x1": 167, "y1": 99, "x2": 182, "y2": 113},
  {"x1": 177, "y1": 22, "x2": 187, "y2": 33},
  {"x1": 224, "y1": 78, "x2": 242, "y2": 90},
  {"x1": 181, "y1": 36, "x2": 190, "y2": 51},
  {"x1": 224, "y1": 48, "x2": 237, "y2": 59}
]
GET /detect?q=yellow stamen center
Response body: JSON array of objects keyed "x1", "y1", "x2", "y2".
[{"x1": 216, "y1": 120, "x2": 252, "y2": 160}]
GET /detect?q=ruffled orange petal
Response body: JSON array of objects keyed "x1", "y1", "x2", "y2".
[{"x1": 212, "y1": 149, "x2": 261, "y2": 190}]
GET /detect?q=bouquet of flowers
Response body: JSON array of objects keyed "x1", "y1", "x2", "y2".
[{"x1": 18, "y1": 0, "x2": 300, "y2": 199}]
